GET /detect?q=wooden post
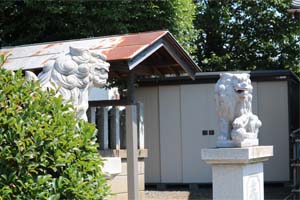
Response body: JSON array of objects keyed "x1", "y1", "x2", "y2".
[
  {"x1": 87, "y1": 107, "x2": 91, "y2": 122},
  {"x1": 126, "y1": 105, "x2": 139, "y2": 200},
  {"x1": 127, "y1": 72, "x2": 136, "y2": 105},
  {"x1": 137, "y1": 102, "x2": 145, "y2": 149},
  {"x1": 126, "y1": 71, "x2": 139, "y2": 200},
  {"x1": 120, "y1": 108, "x2": 127, "y2": 149},
  {"x1": 96, "y1": 107, "x2": 109, "y2": 150},
  {"x1": 90, "y1": 107, "x2": 96, "y2": 124},
  {"x1": 109, "y1": 106, "x2": 121, "y2": 149}
]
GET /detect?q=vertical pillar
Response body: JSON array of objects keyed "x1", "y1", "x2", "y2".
[
  {"x1": 126, "y1": 105, "x2": 139, "y2": 200},
  {"x1": 90, "y1": 107, "x2": 97, "y2": 124},
  {"x1": 120, "y1": 108, "x2": 127, "y2": 149},
  {"x1": 137, "y1": 102, "x2": 145, "y2": 149},
  {"x1": 96, "y1": 107, "x2": 109, "y2": 150},
  {"x1": 109, "y1": 106, "x2": 120, "y2": 149},
  {"x1": 86, "y1": 107, "x2": 91, "y2": 122}
]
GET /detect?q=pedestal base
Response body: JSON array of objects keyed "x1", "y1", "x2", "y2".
[
  {"x1": 103, "y1": 157, "x2": 122, "y2": 180},
  {"x1": 201, "y1": 146, "x2": 273, "y2": 200}
]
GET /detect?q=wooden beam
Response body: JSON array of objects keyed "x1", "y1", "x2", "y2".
[
  {"x1": 128, "y1": 39, "x2": 163, "y2": 70},
  {"x1": 89, "y1": 100, "x2": 127, "y2": 107},
  {"x1": 151, "y1": 66, "x2": 164, "y2": 77},
  {"x1": 287, "y1": 9, "x2": 300, "y2": 13},
  {"x1": 162, "y1": 41, "x2": 196, "y2": 79},
  {"x1": 132, "y1": 66, "x2": 154, "y2": 76},
  {"x1": 168, "y1": 66, "x2": 180, "y2": 76},
  {"x1": 127, "y1": 71, "x2": 136, "y2": 104}
]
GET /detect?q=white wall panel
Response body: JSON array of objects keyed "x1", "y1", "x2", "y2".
[
  {"x1": 252, "y1": 82, "x2": 258, "y2": 114},
  {"x1": 257, "y1": 81, "x2": 289, "y2": 182},
  {"x1": 180, "y1": 84, "x2": 217, "y2": 183},
  {"x1": 159, "y1": 86, "x2": 183, "y2": 183},
  {"x1": 136, "y1": 87, "x2": 161, "y2": 183}
]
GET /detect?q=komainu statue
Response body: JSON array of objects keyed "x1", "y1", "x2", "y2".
[
  {"x1": 25, "y1": 46, "x2": 110, "y2": 121},
  {"x1": 215, "y1": 73, "x2": 262, "y2": 147}
]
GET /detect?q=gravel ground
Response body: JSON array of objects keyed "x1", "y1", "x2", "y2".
[
  {"x1": 144, "y1": 185, "x2": 292, "y2": 200},
  {"x1": 145, "y1": 191, "x2": 211, "y2": 200}
]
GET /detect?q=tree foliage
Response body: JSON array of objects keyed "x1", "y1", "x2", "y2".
[
  {"x1": 0, "y1": 0, "x2": 197, "y2": 53},
  {"x1": 0, "y1": 65, "x2": 109, "y2": 199},
  {"x1": 1, "y1": 0, "x2": 300, "y2": 73},
  {"x1": 195, "y1": 0, "x2": 300, "y2": 73}
]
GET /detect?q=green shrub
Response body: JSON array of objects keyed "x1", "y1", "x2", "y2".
[{"x1": 0, "y1": 68, "x2": 110, "y2": 199}]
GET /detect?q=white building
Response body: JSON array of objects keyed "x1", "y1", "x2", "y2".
[{"x1": 136, "y1": 70, "x2": 300, "y2": 184}]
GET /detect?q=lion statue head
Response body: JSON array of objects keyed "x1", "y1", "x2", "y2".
[
  {"x1": 215, "y1": 73, "x2": 261, "y2": 147},
  {"x1": 25, "y1": 46, "x2": 110, "y2": 121}
]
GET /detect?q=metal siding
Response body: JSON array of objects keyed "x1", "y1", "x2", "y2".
[
  {"x1": 158, "y1": 86, "x2": 183, "y2": 183},
  {"x1": 252, "y1": 82, "x2": 259, "y2": 114},
  {"x1": 257, "y1": 81, "x2": 289, "y2": 182},
  {"x1": 136, "y1": 87, "x2": 161, "y2": 183},
  {"x1": 180, "y1": 84, "x2": 216, "y2": 183}
]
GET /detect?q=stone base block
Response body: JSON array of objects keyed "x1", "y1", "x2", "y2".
[
  {"x1": 103, "y1": 157, "x2": 122, "y2": 179},
  {"x1": 201, "y1": 146, "x2": 273, "y2": 164},
  {"x1": 201, "y1": 146, "x2": 273, "y2": 200},
  {"x1": 105, "y1": 157, "x2": 146, "y2": 200},
  {"x1": 213, "y1": 162, "x2": 264, "y2": 200}
]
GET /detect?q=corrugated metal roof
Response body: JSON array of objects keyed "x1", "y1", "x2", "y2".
[
  {"x1": 291, "y1": 0, "x2": 300, "y2": 9},
  {"x1": 0, "y1": 30, "x2": 200, "y2": 78}
]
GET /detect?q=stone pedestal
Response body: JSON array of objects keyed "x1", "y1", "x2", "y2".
[
  {"x1": 100, "y1": 149, "x2": 148, "y2": 200},
  {"x1": 201, "y1": 146, "x2": 273, "y2": 200}
]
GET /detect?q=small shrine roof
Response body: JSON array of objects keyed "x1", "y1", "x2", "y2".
[{"x1": 1, "y1": 30, "x2": 201, "y2": 79}]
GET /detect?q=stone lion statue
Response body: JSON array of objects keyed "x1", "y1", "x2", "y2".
[
  {"x1": 215, "y1": 73, "x2": 261, "y2": 147},
  {"x1": 25, "y1": 46, "x2": 110, "y2": 121}
]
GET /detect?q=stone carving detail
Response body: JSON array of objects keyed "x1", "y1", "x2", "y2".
[
  {"x1": 215, "y1": 73, "x2": 261, "y2": 147},
  {"x1": 246, "y1": 175, "x2": 261, "y2": 200},
  {"x1": 25, "y1": 46, "x2": 110, "y2": 121}
]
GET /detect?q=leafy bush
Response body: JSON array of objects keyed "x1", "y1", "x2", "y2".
[{"x1": 0, "y1": 68, "x2": 109, "y2": 199}]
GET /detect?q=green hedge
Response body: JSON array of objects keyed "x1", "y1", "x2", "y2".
[{"x1": 0, "y1": 67, "x2": 109, "y2": 199}]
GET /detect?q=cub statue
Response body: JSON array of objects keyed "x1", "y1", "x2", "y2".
[
  {"x1": 215, "y1": 73, "x2": 262, "y2": 147},
  {"x1": 25, "y1": 46, "x2": 110, "y2": 121}
]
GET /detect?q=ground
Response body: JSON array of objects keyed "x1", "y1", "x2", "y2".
[{"x1": 144, "y1": 184, "x2": 292, "y2": 200}]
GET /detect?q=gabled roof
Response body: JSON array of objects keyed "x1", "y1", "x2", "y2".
[{"x1": 0, "y1": 31, "x2": 201, "y2": 79}]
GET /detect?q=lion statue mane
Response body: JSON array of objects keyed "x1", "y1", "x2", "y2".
[
  {"x1": 25, "y1": 46, "x2": 110, "y2": 121},
  {"x1": 215, "y1": 73, "x2": 262, "y2": 147}
]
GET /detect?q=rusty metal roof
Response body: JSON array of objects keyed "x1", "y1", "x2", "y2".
[{"x1": 0, "y1": 30, "x2": 201, "y2": 79}]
